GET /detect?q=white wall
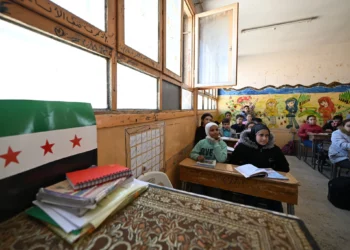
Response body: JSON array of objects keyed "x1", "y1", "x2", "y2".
[{"x1": 235, "y1": 42, "x2": 350, "y2": 89}]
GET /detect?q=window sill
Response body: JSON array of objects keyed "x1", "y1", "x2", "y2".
[{"x1": 95, "y1": 110, "x2": 195, "y2": 129}]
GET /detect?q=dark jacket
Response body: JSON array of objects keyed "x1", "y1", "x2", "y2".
[
  {"x1": 322, "y1": 121, "x2": 339, "y2": 132},
  {"x1": 194, "y1": 126, "x2": 206, "y2": 145},
  {"x1": 230, "y1": 130, "x2": 290, "y2": 172},
  {"x1": 231, "y1": 124, "x2": 245, "y2": 133}
]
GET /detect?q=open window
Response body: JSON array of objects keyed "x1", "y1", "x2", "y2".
[{"x1": 194, "y1": 3, "x2": 239, "y2": 88}]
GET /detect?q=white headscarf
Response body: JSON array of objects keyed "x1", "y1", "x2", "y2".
[{"x1": 205, "y1": 122, "x2": 219, "y2": 139}]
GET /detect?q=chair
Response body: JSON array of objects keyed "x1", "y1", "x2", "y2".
[
  {"x1": 298, "y1": 142, "x2": 312, "y2": 162},
  {"x1": 332, "y1": 163, "x2": 350, "y2": 179},
  {"x1": 137, "y1": 171, "x2": 173, "y2": 188}
]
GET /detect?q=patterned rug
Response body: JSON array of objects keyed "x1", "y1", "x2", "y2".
[{"x1": 0, "y1": 186, "x2": 319, "y2": 250}]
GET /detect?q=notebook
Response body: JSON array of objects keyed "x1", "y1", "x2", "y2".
[
  {"x1": 66, "y1": 164, "x2": 132, "y2": 190},
  {"x1": 195, "y1": 159, "x2": 216, "y2": 168},
  {"x1": 235, "y1": 164, "x2": 289, "y2": 180},
  {"x1": 36, "y1": 177, "x2": 130, "y2": 212}
]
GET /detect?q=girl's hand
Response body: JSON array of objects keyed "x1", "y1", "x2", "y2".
[{"x1": 197, "y1": 155, "x2": 205, "y2": 162}]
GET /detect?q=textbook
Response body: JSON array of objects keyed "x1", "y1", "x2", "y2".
[
  {"x1": 195, "y1": 159, "x2": 216, "y2": 168},
  {"x1": 235, "y1": 164, "x2": 289, "y2": 180},
  {"x1": 37, "y1": 177, "x2": 130, "y2": 211},
  {"x1": 66, "y1": 164, "x2": 132, "y2": 190},
  {"x1": 31, "y1": 179, "x2": 149, "y2": 244}
]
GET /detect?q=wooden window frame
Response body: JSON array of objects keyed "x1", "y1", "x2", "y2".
[
  {"x1": 194, "y1": 3, "x2": 239, "y2": 89},
  {"x1": 117, "y1": 0, "x2": 163, "y2": 71},
  {"x1": 117, "y1": 55, "x2": 161, "y2": 111},
  {"x1": 163, "y1": 0, "x2": 183, "y2": 82},
  {"x1": 182, "y1": 0, "x2": 195, "y2": 88},
  {"x1": 11, "y1": 0, "x2": 114, "y2": 48},
  {"x1": 3, "y1": 0, "x2": 199, "y2": 126}
]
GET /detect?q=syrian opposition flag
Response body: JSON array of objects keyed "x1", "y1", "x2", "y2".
[{"x1": 0, "y1": 100, "x2": 97, "y2": 221}]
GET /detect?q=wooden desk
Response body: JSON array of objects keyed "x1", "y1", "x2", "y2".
[
  {"x1": 179, "y1": 158, "x2": 299, "y2": 215},
  {"x1": 222, "y1": 137, "x2": 239, "y2": 147},
  {"x1": 0, "y1": 185, "x2": 318, "y2": 249}
]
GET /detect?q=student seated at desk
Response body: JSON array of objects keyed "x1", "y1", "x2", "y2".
[
  {"x1": 233, "y1": 122, "x2": 256, "y2": 149},
  {"x1": 240, "y1": 105, "x2": 250, "y2": 121},
  {"x1": 190, "y1": 122, "x2": 227, "y2": 198},
  {"x1": 297, "y1": 115, "x2": 323, "y2": 148},
  {"x1": 243, "y1": 114, "x2": 253, "y2": 125},
  {"x1": 231, "y1": 114, "x2": 245, "y2": 133},
  {"x1": 230, "y1": 124, "x2": 289, "y2": 212},
  {"x1": 194, "y1": 113, "x2": 213, "y2": 145},
  {"x1": 323, "y1": 115, "x2": 343, "y2": 132},
  {"x1": 328, "y1": 119, "x2": 350, "y2": 172},
  {"x1": 225, "y1": 111, "x2": 232, "y2": 121},
  {"x1": 252, "y1": 117, "x2": 263, "y2": 124},
  {"x1": 219, "y1": 118, "x2": 236, "y2": 137}
]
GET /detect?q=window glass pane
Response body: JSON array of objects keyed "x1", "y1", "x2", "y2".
[
  {"x1": 125, "y1": 0, "x2": 159, "y2": 62},
  {"x1": 165, "y1": 0, "x2": 181, "y2": 75},
  {"x1": 197, "y1": 95, "x2": 203, "y2": 110},
  {"x1": 51, "y1": 0, "x2": 105, "y2": 31},
  {"x1": 204, "y1": 97, "x2": 208, "y2": 110},
  {"x1": 198, "y1": 10, "x2": 232, "y2": 84},
  {"x1": 181, "y1": 89, "x2": 192, "y2": 110},
  {"x1": 117, "y1": 63, "x2": 158, "y2": 109},
  {"x1": 162, "y1": 80, "x2": 180, "y2": 110},
  {"x1": 183, "y1": 4, "x2": 193, "y2": 86},
  {"x1": 0, "y1": 20, "x2": 107, "y2": 108},
  {"x1": 209, "y1": 99, "x2": 212, "y2": 109},
  {"x1": 213, "y1": 100, "x2": 217, "y2": 109}
]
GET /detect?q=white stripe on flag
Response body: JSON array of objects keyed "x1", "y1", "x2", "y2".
[{"x1": 0, "y1": 125, "x2": 97, "y2": 180}]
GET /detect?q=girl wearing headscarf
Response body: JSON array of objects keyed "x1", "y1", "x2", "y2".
[
  {"x1": 191, "y1": 122, "x2": 227, "y2": 163},
  {"x1": 230, "y1": 124, "x2": 289, "y2": 212},
  {"x1": 230, "y1": 124, "x2": 289, "y2": 172},
  {"x1": 190, "y1": 122, "x2": 227, "y2": 199}
]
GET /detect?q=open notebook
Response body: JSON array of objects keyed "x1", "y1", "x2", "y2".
[{"x1": 235, "y1": 164, "x2": 288, "y2": 180}]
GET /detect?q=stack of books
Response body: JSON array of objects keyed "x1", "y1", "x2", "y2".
[{"x1": 25, "y1": 164, "x2": 148, "y2": 244}]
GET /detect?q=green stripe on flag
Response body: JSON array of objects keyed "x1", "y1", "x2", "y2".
[{"x1": 0, "y1": 100, "x2": 96, "y2": 137}]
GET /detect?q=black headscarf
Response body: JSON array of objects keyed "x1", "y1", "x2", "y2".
[{"x1": 249, "y1": 124, "x2": 270, "y2": 146}]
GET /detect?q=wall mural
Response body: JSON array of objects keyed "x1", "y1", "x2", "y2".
[{"x1": 218, "y1": 83, "x2": 350, "y2": 129}]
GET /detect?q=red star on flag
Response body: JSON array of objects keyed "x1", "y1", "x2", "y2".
[
  {"x1": 41, "y1": 140, "x2": 55, "y2": 156},
  {"x1": 70, "y1": 135, "x2": 82, "y2": 148},
  {"x1": 0, "y1": 146, "x2": 21, "y2": 167}
]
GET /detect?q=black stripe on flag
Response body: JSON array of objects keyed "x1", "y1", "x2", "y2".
[{"x1": 0, "y1": 149, "x2": 97, "y2": 222}]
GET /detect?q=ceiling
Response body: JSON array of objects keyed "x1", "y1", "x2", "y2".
[{"x1": 193, "y1": 0, "x2": 350, "y2": 56}]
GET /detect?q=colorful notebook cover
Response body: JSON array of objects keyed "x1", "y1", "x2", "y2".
[{"x1": 66, "y1": 164, "x2": 132, "y2": 190}]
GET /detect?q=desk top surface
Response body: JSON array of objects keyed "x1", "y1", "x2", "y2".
[
  {"x1": 308, "y1": 133, "x2": 331, "y2": 140},
  {"x1": 180, "y1": 158, "x2": 299, "y2": 185},
  {"x1": 0, "y1": 185, "x2": 318, "y2": 250},
  {"x1": 221, "y1": 137, "x2": 239, "y2": 142}
]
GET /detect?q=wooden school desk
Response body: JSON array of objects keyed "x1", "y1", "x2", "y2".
[
  {"x1": 179, "y1": 158, "x2": 299, "y2": 215},
  {"x1": 0, "y1": 185, "x2": 318, "y2": 249},
  {"x1": 221, "y1": 137, "x2": 239, "y2": 147}
]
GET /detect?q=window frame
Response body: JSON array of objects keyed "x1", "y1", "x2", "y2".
[
  {"x1": 194, "y1": 3, "x2": 239, "y2": 88},
  {"x1": 182, "y1": 1, "x2": 194, "y2": 88},
  {"x1": 117, "y1": 0, "x2": 163, "y2": 71},
  {"x1": 117, "y1": 55, "x2": 161, "y2": 110},
  {"x1": 163, "y1": 0, "x2": 183, "y2": 82},
  {"x1": 2, "y1": 0, "x2": 200, "y2": 119}
]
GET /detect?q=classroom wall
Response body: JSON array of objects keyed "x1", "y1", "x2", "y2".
[
  {"x1": 218, "y1": 84, "x2": 350, "y2": 147},
  {"x1": 96, "y1": 115, "x2": 198, "y2": 188},
  {"x1": 234, "y1": 42, "x2": 350, "y2": 89}
]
